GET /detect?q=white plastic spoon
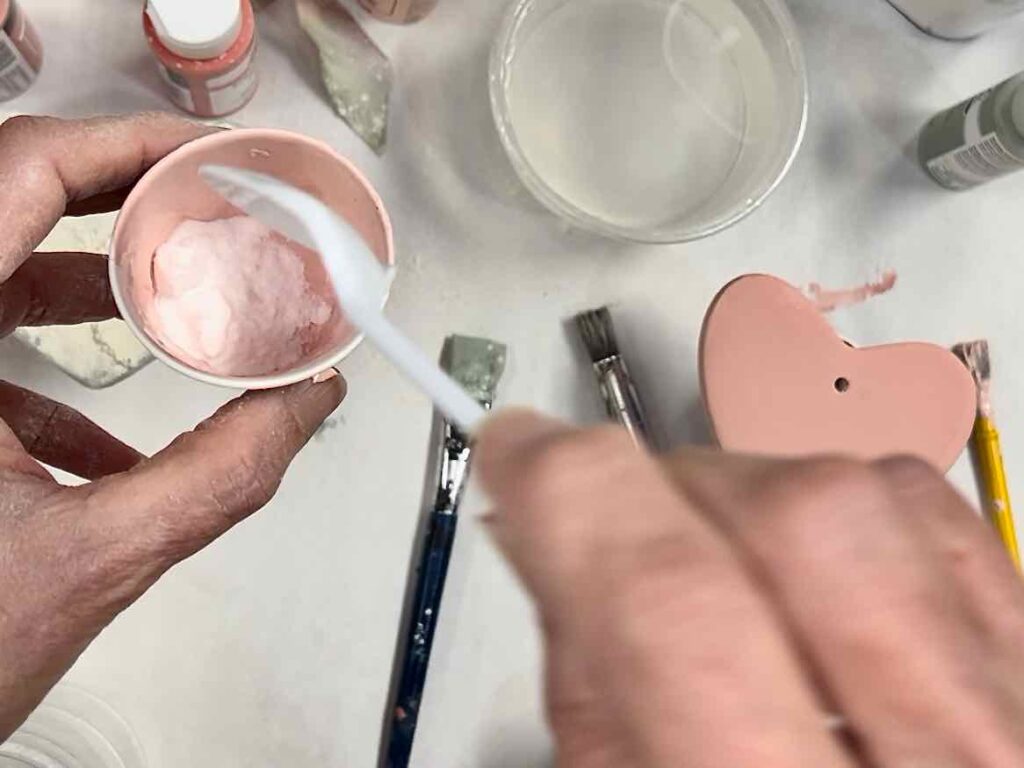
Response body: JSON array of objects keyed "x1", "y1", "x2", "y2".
[{"x1": 199, "y1": 164, "x2": 487, "y2": 435}]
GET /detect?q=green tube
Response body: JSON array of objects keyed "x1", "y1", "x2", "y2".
[{"x1": 919, "y1": 71, "x2": 1024, "y2": 190}]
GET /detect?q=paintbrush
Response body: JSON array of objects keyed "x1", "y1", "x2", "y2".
[
  {"x1": 382, "y1": 335, "x2": 508, "y2": 768},
  {"x1": 953, "y1": 340, "x2": 1021, "y2": 571},
  {"x1": 574, "y1": 307, "x2": 654, "y2": 448}
]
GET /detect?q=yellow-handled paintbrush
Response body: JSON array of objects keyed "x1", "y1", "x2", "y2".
[{"x1": 954, "y1": 340, "x2": 1021, "y2": 571}]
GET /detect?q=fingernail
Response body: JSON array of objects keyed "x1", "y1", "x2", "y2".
[{"x1": 311, "y1": 367, "x2": 340, "y2": 384}]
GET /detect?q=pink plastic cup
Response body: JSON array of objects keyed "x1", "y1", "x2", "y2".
[{"x1": 110, "y1": 129, "x2": 394, "y2": 389}]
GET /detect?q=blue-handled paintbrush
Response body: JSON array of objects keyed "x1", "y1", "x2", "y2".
[{"x1": 381, "y1": 335, "x2": 507, "y2": 768}]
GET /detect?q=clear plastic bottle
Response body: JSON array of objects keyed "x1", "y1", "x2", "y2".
[
  {"x1": 0, "y1": 685, "x2": 146, "y2": 768},
  {"x1": 919, "y1": 72, "x2": 1024, "y2": 190},
  {"x1": 358, "y1": 0, "x2": 438, "y2": 24}
]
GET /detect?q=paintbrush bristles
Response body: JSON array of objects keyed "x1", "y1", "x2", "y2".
[
  {"x1": 953, "y1": 339, "x2": 993, "y2": 417},
  {"x1": 442, "y1": 335, "x2": 508, "y2": 405},
  {"x1": 953, "y1": 339, "x2": 991, "y2": 383},
  {"x1": 574, "y1": 307, "x2": 620, "y2": 363}
]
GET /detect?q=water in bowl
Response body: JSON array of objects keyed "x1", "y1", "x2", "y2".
[{"x1": 503, "y1": 0, "x2": 784, "y2": 233}]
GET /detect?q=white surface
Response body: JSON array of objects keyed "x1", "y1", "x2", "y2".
[{"x1": 2, "y1": 0, "x2": 1024, "y2": 765}]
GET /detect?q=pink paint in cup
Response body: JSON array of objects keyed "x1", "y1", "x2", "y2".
[{"x1": 110, "y1": 129, "x2": 394, "y2": 390}]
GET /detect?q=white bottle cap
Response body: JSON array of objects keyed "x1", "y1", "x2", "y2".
[{"x1": 146, "y1": 0, "x2": 243, "y2": 60}]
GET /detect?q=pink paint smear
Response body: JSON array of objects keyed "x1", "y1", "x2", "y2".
[{"x1": 807, "y1": 271, "x2": 898, "y2": 313}]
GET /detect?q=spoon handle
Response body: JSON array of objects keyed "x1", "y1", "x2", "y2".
[{"x1": 363, "y1": 314, "x2": 486, "y2": 435}]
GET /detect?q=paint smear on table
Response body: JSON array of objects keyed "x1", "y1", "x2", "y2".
[{"x1": 807, "y1": 271, "x2": 897, "y2": 312}]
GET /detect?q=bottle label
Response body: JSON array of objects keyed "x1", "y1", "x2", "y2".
[
  {"x1": 0, "y1": 0, "x2": 40, "y2": 102},
  {"x1": 206, "y1": 46, "x2": 258, "y2": 115},
  {"x1": 154, "y1": 44, "x2": 258, "y2": 117},
  {"x1": 926, "y1": 93, "x2": 1024, "y2": 189},
  {"x1": 155, "y1": 63, "x2": 196, "y2": 114}
]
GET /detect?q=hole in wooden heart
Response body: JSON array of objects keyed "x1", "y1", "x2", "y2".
[{"x1": 834, "y1": 377, "x2": 850, "y2": 393}]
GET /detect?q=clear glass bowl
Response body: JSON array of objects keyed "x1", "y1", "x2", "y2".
[
  {"x1": 0, "y1": 686, "x2": 146, "y2": 768},
  {"x1": 490, "y1": 0, "x2": 808, "y2": 243}
]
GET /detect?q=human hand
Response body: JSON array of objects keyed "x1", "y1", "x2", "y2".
[
  {"x1": 478, "y1": 410, "x2": 1024, "y2": 767},
  {"x1": 0, "y1": 114, "x2": 344, "y2": 739}
]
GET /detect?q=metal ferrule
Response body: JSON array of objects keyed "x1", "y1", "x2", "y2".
[{"x1": 594, "y1": 357, "x2": 652, "y2": 448}]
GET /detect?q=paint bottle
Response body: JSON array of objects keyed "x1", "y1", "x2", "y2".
[
  {"x1": 0, "y1": 0, "x2": 42, "y2": 102},
  {"x1": 358, "y1": 0, "x2": 439, "y2": 24},
  {"x1": 887, "y1": 0, "x2": 1024, "y2": 39},
  {"x1": 143, "y1": 0, "x2": 259, "y2": 118},
  {"x1": 919, "y1": 72, "x2": 1024, "y2": 190}
]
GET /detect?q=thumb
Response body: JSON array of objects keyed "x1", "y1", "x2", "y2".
[{"x1": 87, "y1": 374, "x2": 345, "y2": 565}]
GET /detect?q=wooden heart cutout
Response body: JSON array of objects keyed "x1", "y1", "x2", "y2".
[{"x1": 699, "y1": 274, "x2": 976, "y2": 471}]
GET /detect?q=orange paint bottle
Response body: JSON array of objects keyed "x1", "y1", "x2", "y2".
[{"x1": 144, "y1": 0, "x2": 259, "y2": 118}]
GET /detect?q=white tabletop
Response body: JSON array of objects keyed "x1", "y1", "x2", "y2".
[{"x1": 3, "y1": 0, "x2": 1024, "y2": 765}]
